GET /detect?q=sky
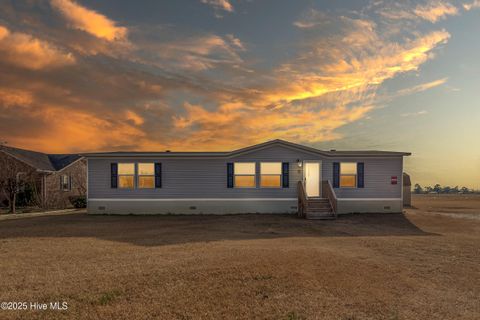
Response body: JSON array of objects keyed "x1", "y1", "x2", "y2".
[{"x1": 0, "y1": 0, "x2": 479, "y2": 188}]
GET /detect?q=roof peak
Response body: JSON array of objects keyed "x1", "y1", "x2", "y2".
[{"x1": 0, "y1": 145, "x2": 82, "y2": 171}]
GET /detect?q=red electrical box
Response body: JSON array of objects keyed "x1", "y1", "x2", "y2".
[{"x1": 391, "y1": 176, "x2": 398, "y2": 185}]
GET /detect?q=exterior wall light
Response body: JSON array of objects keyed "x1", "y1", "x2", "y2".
[{"x1": 297, "y1": 159, "x2": 302, "y2": 168}]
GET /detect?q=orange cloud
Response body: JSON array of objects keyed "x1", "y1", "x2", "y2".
[
  {"x1": 414, "y1": 1, "x2": 459, "y2": 22},
  {"x1": 3, "y1": 103, "x2": 149, "y2": 153},
  {"x1": 150, "y1": 34, "x2": 244, "y2": 71},
  {"x1": 377, "y1": 1, "x2": 458, "y2": 23},
  {"x1": 263, "y1": 29, "x2": 450, "y2": 106},
  {"x1": 170, "y1": 101, "x2": 373, "y2": 151},
  {"x1": 0, "y1": 25, "x2": 75, "y2": 70},
  {"x1": 125, "y1": 110, "x2": 145, "y2": 126},
  {"x1": 165, "y1": 24, "x2": 450, "y2": 150},
  {"x1": 0, "y1": 88, "x2": 34, "y2": 108},
  {"x1": 50, "y1": 0, "x2": 127, "y2": 41},
  {"x1": 397, "y1": 77, "x2": 448, "y2": 96},
  {"x1": 0, "y1": 5, "x2": 454, "y2": 153},
  {"x1": 200, "y1": 0, "x2": 234, "y2": 12}
]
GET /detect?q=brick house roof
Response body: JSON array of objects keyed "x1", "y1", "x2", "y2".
[{"x1": 0, "y1": 145, "x2": 82, "y2": 172}]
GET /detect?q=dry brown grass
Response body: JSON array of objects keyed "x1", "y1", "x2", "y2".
[{"x1": 0, "y1": 195, "x2": 479, "y2": 319}]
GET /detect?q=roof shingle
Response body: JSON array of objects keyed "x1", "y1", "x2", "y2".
[{"x1": 0, "y1": 146, "x2": 82, "y2": 171}]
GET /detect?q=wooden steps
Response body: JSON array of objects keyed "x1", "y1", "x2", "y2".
[{"x1": 305, "y1": 198, "x2": 335, "y2": 220}]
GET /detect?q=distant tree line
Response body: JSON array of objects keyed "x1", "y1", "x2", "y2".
[{"x1": 413, "y1": 184, "x2": 478, "y2": 194}]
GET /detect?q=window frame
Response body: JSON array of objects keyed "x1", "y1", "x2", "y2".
[
  {"x1": 118, "y1": 163, "x2": 136, "y2": 189},
  {"x1": 61, "y1": 174, "x2": 71, "y2": 191},
  {"x1": 339, "y1": 162, "x2": 357, "y2": 188},
  {"x1": 233, "y1": 162, "x2": 256, "y2": 188},
  {"x1": 137, "y1": 163, "x2": 155, "y2": 189},
  {"x1": 260, "y1": 162, "x2": 282, "y2": 188}
]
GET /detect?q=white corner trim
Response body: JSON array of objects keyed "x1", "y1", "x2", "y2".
[
  {"x1": 88, "y1": 198, "x2": 297, "y2": 202},
  {"x1": 337, "y1": 198, "x2": 402, "y2": 201}
]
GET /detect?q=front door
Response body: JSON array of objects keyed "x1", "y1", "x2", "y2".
[{"x1": 304, "y1": 162, "x2": 321, "y2": 197}]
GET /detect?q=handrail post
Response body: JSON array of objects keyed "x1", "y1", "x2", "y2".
[{"x1": 297, "y1": 181, "x2": 307, "y2": 218}]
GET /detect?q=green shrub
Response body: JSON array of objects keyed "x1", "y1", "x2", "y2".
[{"x1": 69, "y1": 196, "x2": 87, "y2": 208}]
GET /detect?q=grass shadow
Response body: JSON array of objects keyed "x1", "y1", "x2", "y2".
[{"x1": 0, "y1": 211, "x2": 436, "y2": 247}]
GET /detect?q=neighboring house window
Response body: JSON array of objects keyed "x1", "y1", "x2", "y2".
[
  {"x1": 340, "y1": 162, "x2": 357, "y2": 188},
  {"x1": 138, "y1": 163, "x2": 155, "y2": 189},
  {"x1": 234, "y1": 162, "x2": 256, "y2": 188},
  {"x1": 260, "y1": 162, "x2": 281, "y2": 188},
  {"x1": 60, "y1": 175, "x2": 71, "y2": 191},
  {"x1": 118, "y1": 163, "x2": 135, "y2": 189}
]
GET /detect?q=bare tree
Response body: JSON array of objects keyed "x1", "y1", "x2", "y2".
[
  {"x1": 70, "y1": 160, "x2": 87, "y2": 195},
  {"x1": 0, "y1": 150, "x2": 35, "y2": 214}
]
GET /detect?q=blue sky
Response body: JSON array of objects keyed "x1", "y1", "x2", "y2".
[{"x1": 0, "y1": 0, "x2": 479, "y2": 188}]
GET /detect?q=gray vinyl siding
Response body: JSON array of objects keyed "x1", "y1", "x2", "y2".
[
  {"x1": 87, "y1": 145, "x2": 403, "y2": 200},
  {"x1": 325, "y1": 157, "x2": 403, "y2": 198}
]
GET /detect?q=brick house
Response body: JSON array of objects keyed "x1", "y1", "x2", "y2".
[{"x1": 0, "y1": 145, "x2": 86, "y2": 209}]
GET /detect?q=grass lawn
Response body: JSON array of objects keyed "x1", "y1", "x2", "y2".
[{"x1": 0, "y1": 195, "x2": 479, "y2": 319}]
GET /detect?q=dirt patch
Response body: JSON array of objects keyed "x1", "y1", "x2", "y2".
[{"x1": 0, "y1": 195, "x2": 479, "y2": 319}]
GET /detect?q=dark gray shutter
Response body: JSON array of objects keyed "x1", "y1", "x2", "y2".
[
  {"x1": 69, "y1": 175, "x2": 72, "y2": 190},
  {"x1": 333, "y1": 162, "x2": 340, "y2": 188},
  {"x1": 59, "y1": 176, "x2": 63, "y2": 190},
  {"x1": 282, "y1": 162, "x2": 289, "y2": 188},
  {"x1": 227, "y1": 163, "x2": 234, "y2": 188},
  {"x1": 155, "y1": 163, "x2": 162, "y2": 188},
  {"x1": 357, "y1": 162, "x2": 364, "y2": 188},
  {"x1": 111, "y1": 163, "x2": 118, "y2": 188}
]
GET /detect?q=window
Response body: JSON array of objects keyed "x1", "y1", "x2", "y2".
[
  {"x1": 118, "y1": 163, "x2": 135, "y2": 189},
  {"x1": 260, "y1": 162, "x2": 281, "y2": 188},
  {"x1": 234, "y1": 162, "x2": 256, "y2": 187},
  {"x1": 60, "y1": 175, "x2": 71, "y2": 191},
  {"x1": 340, "y1": 162, "x2": 357, "y2": 188},
  {"x1": 138, "y1": 163, "x2": 155, "y2": 189}
]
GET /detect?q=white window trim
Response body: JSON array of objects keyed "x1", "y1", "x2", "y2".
[
  {"x1": 340, "y1": 162, "x2": 357, "y2": 189},
  {"x1": 118, "y1": 163, "x2": 136, "y2": 189},
  {"x1": 137, "y1": 163, "x2": 155, "y2": 189},
  {"x1": 260, "y1": 162, "x2": 282, "y2": 188},
  {"x1": 61, "y1": 174, "x2": 71, "y2": 192},
  {"x1": 234, "y1": 162, "x2": 257, "y2": 188}
]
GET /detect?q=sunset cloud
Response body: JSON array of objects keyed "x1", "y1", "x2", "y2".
[
  {"x1": 397, "y1": 78, "x2": 448, "y2": 96},
  {"x1": 0, "y1": 1, "x2": 459, "y2": 154},
  {"x1": 414, "y1": 1, "x2": 459, "y2": 22},
  {"x1": 139, "y1": 33, "x2": 245, "y2": 71},
  {"x1": 0, "y1": 25, "x2": 75, "y2": 70},
  {"x1": 200, "y1": 0, "x2": 234, "y2": 12},
  {"x1": 172, "y1": 102, "x2": 373, "y2": 150},
  {"x1": 10, "y1": 106, "x2": 148, "y2": 153},
  {"x1": 293, "y1": 9, "x2": 330, "y2": 29},
  {"x1": 377, "y1": 1, "x2": 459, "y2": 23},
  {"x1": 463, "y1": 0, "x2": 480, "y2": 10},
  {"x1": 50, "y1": 0, "x2": 127, "y2": 41},
  {"x1": 264, "y1": 23, "x2": 450, "y2": 107},
  {"x1": 0, "y1": 88, "x2": 34, "y2": 108}
]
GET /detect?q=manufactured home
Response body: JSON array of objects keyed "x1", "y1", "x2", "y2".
[{"x1": 85, "y1": 140, "x2": 410, "y2": 219}]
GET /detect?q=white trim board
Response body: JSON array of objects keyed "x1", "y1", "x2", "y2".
[
  {"x1": 88, "y1": 198, "x2": 297, "y2": 202},
  {"x1": 337, "y1": 198, "x2": 402, "y2": 201},
  {"x1": 88, "y1": 198, "x2": 401, "y2": 202}
]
